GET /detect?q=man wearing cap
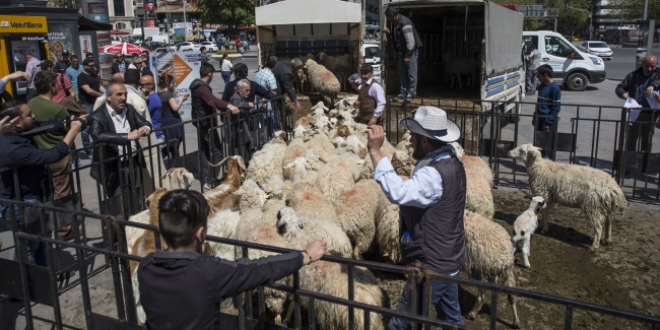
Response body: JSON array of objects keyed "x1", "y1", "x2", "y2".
[
  {"x1": 353, "y1": 65, "x2": 386, "y2": 126},
  {"x1": 55, "y1": 50, "x2": 71, "y2": 75},
  {"x1": 367, "y1": 106, "x2": 467, "y2": 328}
]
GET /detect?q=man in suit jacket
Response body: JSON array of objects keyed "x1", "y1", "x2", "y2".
[{"x1": 89, "y1": 80, "x2": 152, "y2": 198}]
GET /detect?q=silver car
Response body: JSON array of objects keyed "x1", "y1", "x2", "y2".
[{"x1": 580, "y1": 41, "x2": 613, "y2": 60}]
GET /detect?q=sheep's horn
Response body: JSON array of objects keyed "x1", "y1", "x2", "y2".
[
  {"x1": 161, "y1": 168, "x2": 175, "y2": 179},
  {"x1": 209, "y1": 156, "x2": 231, "y2": 167},
  {"x1": 233, "y1": 156, "x2": 247, "y2": 172}
]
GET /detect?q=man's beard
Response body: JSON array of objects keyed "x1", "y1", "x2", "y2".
[{"x1": 412, "y1": 139, "x2": 426, "y2": 160}]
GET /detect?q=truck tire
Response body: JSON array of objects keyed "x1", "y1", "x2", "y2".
[{"x1": 565, "y1": 72, "x2": 589, "y2": 91}]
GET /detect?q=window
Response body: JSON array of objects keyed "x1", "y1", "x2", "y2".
[
  {"x1": 115, "y1": 22, "x2": 127, "y2": 30},
  {"x1": 113, "y1": 0, "x2": 125, "y2": 17},
  {"x1": 522, "y1": 35, "x2": 538, "y2": 50},
  {"x1": 544, "y1": 36, "x2": 574, "y2": 58},
  {"x1": 588, "y1": 42, "x2": 607, "y2": 48}
]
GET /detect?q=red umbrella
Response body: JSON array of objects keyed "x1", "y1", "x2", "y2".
[
  {"x1": 110, "y1": 29, "x2": 130, "y2": 35},
  {"x1": 99, "y1": 42, "x2": 147, "y2": 55}
]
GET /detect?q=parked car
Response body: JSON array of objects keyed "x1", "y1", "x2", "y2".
[
  {"x1": 579, "y1": 41, "x2": 613, "y2": 60},
  {"x1": 200, "y1": 41, "x2": 217, "y2": 52},
  {"x1": 173, "y1": 42, "x2": 201, "y2": 52}
]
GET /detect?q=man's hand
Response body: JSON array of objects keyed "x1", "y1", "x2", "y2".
[
  {"x1": 404, "y1": 57, "x2": 410, "y2": 65},
  {"x1": 645, "y1": 86, "x2": 655, "y2": 97},
  {"x1": 295, "y1": 102, "x2": 302, "y2": 113},
  {"x1": 127, "y1": 130, "x2": 142, "y2": 141},
  {"x1": 303, "y1": 240, "x2": 328, "y2": 265},
  {"x1": 3, "y1": 71, "x2": 30, "y2": 83},
  {"x1": 248, "y1": 102, "x2": 255, "y2": 108},
  {"x1": 0, "y1": 116, "x2": 18, "y2": 134},
  {"x1": 367, "y1": 125, "x2": 385, "y2": 151},
  {"x1": 228, "y1": 104, "x2": 240, "y2": 115},
  {"x1": 368, "y1": 117, "x2": 377, "y2": 126},
  {"x1": 541, "y1": 124, "x2": 551, "y2": 132},
  {"x1": 623, "y1": 92, "x2": 630, "y2": 99},
  {"x1": 138, "y1": 126, "x2": 151, "y2": 137},
  {"x1": 69, "y1": 119, "x2": 83, "y2": 133}
]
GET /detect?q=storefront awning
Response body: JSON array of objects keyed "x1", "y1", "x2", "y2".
[{"x1": 255, "y1": 0, "x2": 361, "y2": 26}]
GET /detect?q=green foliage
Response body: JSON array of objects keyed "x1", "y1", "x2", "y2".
[
  {"x1": 607, "y1": 0, "x2": 660, "y2": 21},
  {"x1": 198, "y1": 0, "x2": 255, "y2": 26}
]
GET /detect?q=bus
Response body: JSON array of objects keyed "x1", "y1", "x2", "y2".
[{"x1": 603, "y1": 27, "x2": 640, "y2": 45}]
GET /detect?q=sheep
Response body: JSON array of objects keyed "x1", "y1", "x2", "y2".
[
  {"x1": 316, "y1": 148, "x2": 366, "y2": 205},
  {"x1": 205, "y1": 155, "x2": 247, "y2": 212},
  {"x1": 395, "y1": 135, "x2": 413, "y2": 157},
  {"x1": 294, "y1": 116, "x2": 316, "y2": 131},
  {"x1": 391, "y1": 150, "x2": 415, "y2": 179},
  {"x1": 451, "y1": 142, "x2": 493, "y2": 187},
  {"x1": 331, "y1": 136, "x2": 347, "y2": 148},
  {"x1": 317, "y1": 52, "x2": 352, "y2": 91},
  {"x1": 463, "y1": 210, "x2": 521, "y2": 328},
  {"x1": 303, "y1": 59, "x2": 340, "y2": 107},
  {"x1": 282, "y1": 127, "x2": 315, "y2": 174},
  {"x1": 304, "y1": 131, "x2": 336, "y2": 164},
  {"x1": 246, "y1": 130, "x2": 289, "y2": 187},
  {"x1": 465, "y1": 169, "x2": 495, "y2": 219},
  {"x1": 283, "y1": 157, "x2": 320, "y2": 184},
  {"x1": 283, "y1": 183, "x2": 352, "y2": 257},
  {"x1": 161, "y1": 167, "x2": 195, "y2": 190},
  {"x1": 508, "y1": 143, "x2": 628, "y2": 250},
  {"x1": 205, "y1": 208, "x2": 242, "y2": 261},
  {"x1": 276, "y1": 208, "x2": 384, "y2": 330},
  {"x1": 375, "y1": 194, "x2": 401, "y2": 264},
  {"x1": 334, "y1": 179, "x2": 381, "y2": 259},
  {"x1": 511, "y1": 196, "x2": 546, "y2": 268}
]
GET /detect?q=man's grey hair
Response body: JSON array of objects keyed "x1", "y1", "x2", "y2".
[
  {"x1": 291, "y1": 58, "x2": 303, "y2": 67},
  {"x1": 348, "y1": 73, "x2": 361, "y2": 84},
  {"x1": 237, "y1": 79, "x2": 251, "y2": 89}
]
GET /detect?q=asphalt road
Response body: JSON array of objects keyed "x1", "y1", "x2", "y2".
[{"x1": 606, "y1": 46, "x2": 638, "y2": 81}]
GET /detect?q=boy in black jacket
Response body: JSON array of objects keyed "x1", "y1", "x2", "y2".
[{"x1": 137, "y1": 189, "x2": 327, "y2": 330}]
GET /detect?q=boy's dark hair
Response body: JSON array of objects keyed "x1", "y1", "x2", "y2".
[
  {"x1": 34, "y1": 71, "x2": 57, "y2": 94},
  {"x1": 200, "y1": 46, "x2": 206, "y2": 52},
  {"x1": 71, "y1": 55, "x2": 79, "y2": 60},
  {"x1": 124, "y1": 69, "x2": 141, "y2": 85},
  {"x1": 265, "y1": 56, "x2": 277, "y2": 69},
  {"x1": 385, "y1": 6, "x2": 399, "y2": 16},
  {"x1": 82, "y1": 58, "x2": 94, "y2": 67},
  {"x1": 537, "y1": 64, "x2": 553, "y2": 78},
  {"x1": 200, "y1": 63, "x2": 215, "y2": 78},
  {"x1": 233, "y1": 63, "x2": 248, "y2": 78},
  {"x1": 158, "y1": 190, "x2": 210, "y2": 249},
  {"x1": 0, "y1": 100, "x2": 24, "y2": 121}
]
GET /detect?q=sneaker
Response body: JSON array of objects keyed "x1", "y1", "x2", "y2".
[
  {"x1": 406, "y1": 94, "x2": 416, "y2": 101},
  {"x1": 397, "y1": 93, "x2": 407, "y2": 100}
]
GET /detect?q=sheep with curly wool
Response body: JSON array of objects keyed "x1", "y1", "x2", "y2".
[
  {"x1": 450, "y1": 142, "x2": 493, "y2": 187},
  {"x1": 463, "y1": 210, "x2": 521, "y2": 328},
  {"x1": 277, "y1": 208, "x2": 384, "y2": 330},
  {"x1": 508, "y1": 143, "x2": 628, "y2": 250},
  {"x1": 304, "y1": 131, "x2": 336, "y2": 164},
  {"x1": 390, "y1": 150, "x2": 415, "y2": 179},
  {"x1": 284, "y1": 183, "x2": 352, "y2": 257},
  {"x1": 511, "y1": 196, "x2": 546, "y2": 268},
  {"x1": 316, "y1": 148, "x2": 366, "y2": 205},
  {"x1": 334, "y1": 179, "x2": 381, "y2": 259},
  {"x1": 246, "y1": 130, "x2": 289, "y2": 187},
  {"x1": 303, "y1": 59, "x2": 340, "y2": 107},
  {"x1": 375, "y1": 194, "x2": 402, "y2": 264},
  {"x1": 317, "y1": 52, "x2": 352, "y2": 91},
  {"x1": 465, "y1": 169, "x2": 495, "y2": 219},
  {"x1": 283, "y1": 157, "x2": 321, "y2": 184},
  {"x1": 282, "y1": 128, "x2": 314, "y2": 176}
]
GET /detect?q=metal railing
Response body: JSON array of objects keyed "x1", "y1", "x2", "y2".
[
  {"x1": 2, "y1": 200, "x2": 660, "y2": 330},
  {"x1": 385, "y1": 97, "x2": 660, "y2": 202}
]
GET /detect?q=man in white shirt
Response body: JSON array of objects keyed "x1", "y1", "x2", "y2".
[
  {"x1": 220, "y1": 54, "x2": 233, "y2": 85},
  {"x1": 367, "y1": 106, "x2": 467, "y2": 329}
]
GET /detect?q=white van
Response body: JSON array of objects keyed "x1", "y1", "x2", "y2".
[
  {"x1": 361, "y1": 43, "x2": 381, "y2": 82},
  {"x1": 523, "y1": 31, "x2": 606, "y2": 91}
]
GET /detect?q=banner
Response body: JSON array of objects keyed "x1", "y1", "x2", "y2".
[
  {"x1": 172, "y1": 22, "x2": 192, "y2": 42},
  {"x1": 151, "y1": 51, "x2": 201, "y2": 120},
  {"x1": 48, "y1": 22, "x2": 77, "y2": 60},
  {"x1": 155, "y1": 0, "x2": 199, "y2": 13},
  {"x1": 79, "y1": 34, "x2": 93, "y2": 55}
]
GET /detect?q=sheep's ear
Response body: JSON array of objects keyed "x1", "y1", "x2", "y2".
[{"x1": 182, "y1": 173, "x2": 194, "y2": 188}]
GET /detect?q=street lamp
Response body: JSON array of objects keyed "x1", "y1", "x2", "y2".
[{"x1": 565, "y1": 4, "x2": 593, "y2": 40}]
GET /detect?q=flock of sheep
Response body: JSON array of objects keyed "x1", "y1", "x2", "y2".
[{"x1": 119, "y1": 100, "x2": 630, "y2": 329}]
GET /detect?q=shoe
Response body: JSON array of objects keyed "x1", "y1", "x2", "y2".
[
  {"x1": 397, "y1": 93, "x2": 406, "y2": 100},
  {"x1": 406, "y1": 94, "x2": 415, "y2": 101}
]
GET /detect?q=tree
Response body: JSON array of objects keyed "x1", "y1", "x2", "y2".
[{"x1": 198, "y1": 0, "x2": 255, "y2": 27}]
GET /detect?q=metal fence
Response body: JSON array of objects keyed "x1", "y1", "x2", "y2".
[
  {"x1": 384, "y1": 97, "x2": 660, "y2": 203},
  {"x1": 2, "y1": 199, "x2": 660, "y2": 330}
]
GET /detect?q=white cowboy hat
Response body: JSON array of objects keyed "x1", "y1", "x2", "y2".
[{"x1": 400, "y1": 106, "x2": 461, "y2": 143}]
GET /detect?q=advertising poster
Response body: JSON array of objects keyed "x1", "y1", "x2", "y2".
[
  {"x1": 80, "y1": 34, "x2": 93, "y2": 55},
  {"x1": 48, "y1": 22, "x2": 76, "y2": 60},
  {"x1": 151, "y1": 51, "x2": 201, "y2": 120},
  {"x1": 172, "y1": 22, "x2": 192, "y2": 42},
  {"x1": 88, "y1": 3, "x2": 109, "y2": 23},
  {"x1": 97, "y1": 31, "x2": 113, "y2": 80},
  {"x1": 155, "y1": 0, "x2": 199, "y2": 13}
]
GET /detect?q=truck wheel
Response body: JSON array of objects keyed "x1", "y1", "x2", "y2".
[{"x1": 566, "y1": 72, "x2": 589, "y2": 91}]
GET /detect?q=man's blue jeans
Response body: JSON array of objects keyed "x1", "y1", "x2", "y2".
[
  {"x1": 397, "y1": 49, "x2": 419, "y2": 97},
  {"x1": 0, "y1": 199, "x2": 47, "y2": 266},
  {"x1": 389, "y1": 277, "x2": 464, "y2": 329}
]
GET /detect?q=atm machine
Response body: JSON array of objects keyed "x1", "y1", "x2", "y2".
[{"x1": 0, "y1": 15, "x2": 50, "y2": 100}]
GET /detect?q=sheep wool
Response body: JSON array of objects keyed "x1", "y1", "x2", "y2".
[
  {"x1": 334, "y1": 179, "x2": 381, "y2": 259},
  {"x1": 465, "y1": 169, "x2": 495, "y2": 219},
  {"x1": 303, "y1": 59, "x2": 340, "y2": 106}
]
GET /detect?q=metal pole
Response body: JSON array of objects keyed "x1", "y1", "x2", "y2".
[
  {"x1": 183, "y1": 0, "x2": 188, "y2": 41},
  {"x1": 619, "y1": 3, "x2": 624, "y2": 48},
  {"x1": 643, "y1": 0, "x2": 649, "y2": 20}
]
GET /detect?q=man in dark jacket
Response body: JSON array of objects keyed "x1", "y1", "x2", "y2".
[
  {"x1": 229, "y1": 79, "x2": 257, "y2": 160},
  {"x1": 221, "y1": 62, "x2": 277, "y2": 103},
  {"x1": 138, "y1": 189, "x2": 327, "y2": 330},
  {"x1": 367, "y1": 106, "x2": 466, "y2": 328},
  {"x1": 89, "y1": 81, "x2": 152, "y2": 198},
  {"x1": 190, "y1": 63, "x2": 240, "y2": 190},
  {"x1": 111, "y1": 53, "x2": 128, "y2": 75},
  {"x1": 385, "y1": 6, "x2": 423, "y2": 100},
  {"x1": 615, "y1": 54, "x2": 660, "y2": 153},
  {"x1": 272, "y1": 58, "x2": 303, "y2": 113}
]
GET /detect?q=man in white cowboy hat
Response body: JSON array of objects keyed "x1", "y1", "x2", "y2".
[{"x1": 367, "y1": 106, "x2": 467, "y2": 328}]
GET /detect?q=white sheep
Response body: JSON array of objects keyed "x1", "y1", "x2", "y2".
[
  {"x1": 511, "y1": 196, "x2": 546, "y2": 268},
  {"x1": 375, "y1": 194, "x2": 401, "y2": 264},
  {"x1": 304, "y1": 131, "x2": 336, "y2": 164},
  {"x1": 317, "y1": 52, "x2": 352, "y2": 91},
  {"x1": 246, "y1": 130, "x2": 289, "y2": 187},
  {"x1": 390, "y1": 150, "x2": 415, "y2": 179},
  {"x1": 451, "y1": 142, "x2": 493, "y2": 187},
  {"x1": 465, "y1": 169, "x2": 495, "y2": 219},
  {"x1": 283, "y1": 157, "x2": 320, "y2": 184},
  {"x1": 315, "y1": 148, "x2": 366, "y2": 205},
  {"x1": 303, "y1": 59, "x2": 340, "y2": 107},
  {"x1": 463, "y1": 210, "x2": 521, "y2": 328},
  {"x1": 508, "y1": 144, "x2": 628, "y2": 250},
  {"x1": 334, "y1": 179, "x2": 381, "y2": 259},
  {"x1": 206, "y1": 208, "x2": 241, "y2": 261}
]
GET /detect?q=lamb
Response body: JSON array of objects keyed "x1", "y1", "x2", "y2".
[
  {"x1": 463, "y1": 210, "x2": 521, "y2": 328},
  {"x1": 277, "y1": 208, "x2": 384, "y2": 329},
  {"x1": 465, "y1": 169, "x2": 495, "y2": 219},
  {"x1": 303, "y1": 59, "x2": 340, "y2": 107},
  {"x1": 508, "y1": 144, "x2": 628, "y2": 250},
  {"x1": 246, "y1": 130, "x2": 289, "y2": 187},
  {"x1": 334, "y1": 179, "x2": 381, "y2": 259},
  {"x1": 511, "y1": 196, "x2": 546, "y2": 268},
  {"x1": 282, "y1": 127, "x2": 314, "y2": 174},
  {"x1": 451, "y1": 142, "x2": 493, "y2": 187},
  {"x1": 161, "y1": 167, "x2": 195, "y2": 190}
]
